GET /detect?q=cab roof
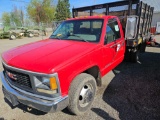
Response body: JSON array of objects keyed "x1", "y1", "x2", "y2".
[{"x1": 66, "y1": 15, "x2": 117, "y2": 21}]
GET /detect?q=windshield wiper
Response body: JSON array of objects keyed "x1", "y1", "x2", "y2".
[
  {"x1": 67, "y1": 34, "x2": 88, "y2": 42},
  {"x1": 50, "y1": 35, "x2": 61, "y2": 40}
]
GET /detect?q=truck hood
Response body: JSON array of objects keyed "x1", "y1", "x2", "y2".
[{"x1": 2, "y1": 39, "x2": 98, "y2": 73}]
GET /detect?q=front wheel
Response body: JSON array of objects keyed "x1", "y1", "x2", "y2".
[{"x1": 67, "y1": 73, "x2": 97, "y2": 115}]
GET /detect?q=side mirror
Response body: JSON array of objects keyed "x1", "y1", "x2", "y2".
[{"x1": 125, "y1": 16, "x2": 138, "y2": 39}]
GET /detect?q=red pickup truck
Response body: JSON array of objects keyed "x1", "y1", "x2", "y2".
[{"x1": 0, "y1": 0, "x2": 153, "y2": 115}]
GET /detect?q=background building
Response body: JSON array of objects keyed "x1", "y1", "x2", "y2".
[{"x1": 142, "y1": 0, "x2": 160, "y2": 26}]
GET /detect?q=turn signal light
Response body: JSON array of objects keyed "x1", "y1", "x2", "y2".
[{"x1": 50, "y1": 77, "x2": 58, "y2": 90}]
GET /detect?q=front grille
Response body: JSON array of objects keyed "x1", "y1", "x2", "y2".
[{"x1": 3, "y1": 65, "x2": 32, "y2": 90}]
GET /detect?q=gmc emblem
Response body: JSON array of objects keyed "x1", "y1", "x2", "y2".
[{"x1": 6, "y1": 71, "x2": 17, "y2": 80}]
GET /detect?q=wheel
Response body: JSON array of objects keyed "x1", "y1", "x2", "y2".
[
  {"x1": 10, "y1": 34, "x2": 16, "y2": 40},
  {"x1": 67, "y1": 73, "x2": 97, "y2": 115},
  {"x1": 130, "y1": 50, "x2": 139, "y2": 63},
  {"x1": 140, "y1": 42, "x2": 146, "y2": 52},
  {"x1": 28, "y1": 32, "x2": 33, "y2": 38},
  {"x1": 20, "y1": 33, "x2": 24, "y2": 39},
  {"x1": 151, "y1": 42, "x2": 155, "y2": 46},
  {"x1": 0, "y1": 34, "x2": 3, "y2": 39},
  {"x1": 124, "y1": 49, "x2": 130, "y2": 62}
]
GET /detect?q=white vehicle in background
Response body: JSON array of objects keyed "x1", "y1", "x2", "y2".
[{"x1": 156, "y1": 22, "x2": 160, "y2": 33}]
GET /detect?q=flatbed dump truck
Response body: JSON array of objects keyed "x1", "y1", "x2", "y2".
[{"x1": 0, "y1": 0, "x2": 154, "y2": 115}]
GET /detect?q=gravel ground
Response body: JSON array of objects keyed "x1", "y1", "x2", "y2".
[{"x1": 0, "y1": 35, "x2": 160, "y2": 120}]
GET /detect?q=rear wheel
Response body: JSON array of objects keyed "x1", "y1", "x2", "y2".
[
  {"x1": 130, "y1": 50, "x2": 139, "y2": 63},
  {"x1": 28, "y1": 32, "x2": 34, "y2": 38},
  {"x1": 140, "y1": 42, "x2": 146, "y2": 52},
  {"x1": 20, "y1": 33, "x2": 24, "y2": 39},
  {"x1": 67, "y1": 73, "x2": 97, "y2": 115},
  {"x1": 10, "y1": 34, "x2": 16, "y2": 40},
  {"x1": 124, "y1": 49, "x2": 130, "y2": 62}
]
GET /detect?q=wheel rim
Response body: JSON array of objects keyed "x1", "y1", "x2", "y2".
[
  {"x1": 11, "y1": 35, "x2": 16, "y2": 39},
  {"x1": 79, "y1": 83, "x2": 94, "y2": 107},
  {"x1": 29, "y1": 33, "x2": 33, "y2": 37}
]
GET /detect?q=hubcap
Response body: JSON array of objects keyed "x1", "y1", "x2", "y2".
[
  {"x1": 11, "y1": 35, "x2": 16, "y2": 39},
  {"x1": 29, "y1": 33, "x2": 33, "y2": 37},
  {"x1": 79, "y1": 84, "x2": 94, "y2": 107}
]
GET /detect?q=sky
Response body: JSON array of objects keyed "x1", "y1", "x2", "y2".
[
  {"x1": 70, "y1": 0, "x2": 118, "y2": 8},
  {"x1": 0, "y1": 0, "x2": 119, "y2": 19}
]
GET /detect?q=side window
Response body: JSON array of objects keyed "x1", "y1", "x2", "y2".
[{"x1": 105, "y1": 18, "x2": 121, "y2": 44}]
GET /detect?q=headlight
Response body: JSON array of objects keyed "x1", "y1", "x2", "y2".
[{"x1": 34, "y1": 76, "x2": 58, "y2": 94}]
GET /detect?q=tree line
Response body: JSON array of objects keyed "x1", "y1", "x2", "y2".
[{"x1": 1, "y1": 0, "x2": 70, "y2": 27}]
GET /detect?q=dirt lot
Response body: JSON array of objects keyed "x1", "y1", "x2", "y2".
[{"x1": 0, "y1": 35, "x2": 160, "y2": 120}]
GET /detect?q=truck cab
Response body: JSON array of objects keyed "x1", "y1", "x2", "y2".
[{"x1": 0, "y1": 15, "x2": 125, "y2": 115}]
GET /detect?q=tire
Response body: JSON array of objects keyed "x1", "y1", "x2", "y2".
[
  {"x1": 28, "y1": 32, "x2": 33, "y2": 38},
  {"x1": 67, "y1": 73, "x2": 97, "y2": 115},
  {"x1": 130, "y1": 50, "x2": 139, "y2": 63},
  {"x1": 10, "y1": 34, "x2": 16, "y2": 40},
  {"x1": 140, "y1": 42, "x2": 146, "y2": 52},
  {"x1": 0, "y1": 34, "x2": 3, "y2": 39},
  {"x1": 20, "y1": 33, "x2": 24, "y2": 39},
  {"x1": 124, "y1": 49, "x2": 130, "y2": 62}
]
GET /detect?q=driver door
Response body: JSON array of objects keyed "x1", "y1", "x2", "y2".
[{"x1": 102, "y1": 18, "x2": 124, "y2": 73}]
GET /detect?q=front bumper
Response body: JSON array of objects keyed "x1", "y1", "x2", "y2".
[{"x1": 0, "y1": 72, "x2": 69, "y2": 112}]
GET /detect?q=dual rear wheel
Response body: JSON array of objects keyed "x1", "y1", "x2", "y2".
[{"x1": 125, "y1": 49, "x2": 139, "y2": 63}]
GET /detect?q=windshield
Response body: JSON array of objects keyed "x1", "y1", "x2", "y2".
[{"x1": 50, "y1": 19, "x2": 103, "y2": 43}]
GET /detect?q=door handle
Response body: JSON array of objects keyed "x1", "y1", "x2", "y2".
[{"x1": 116, "y1": 44, "x2": 121, "y2": 52}]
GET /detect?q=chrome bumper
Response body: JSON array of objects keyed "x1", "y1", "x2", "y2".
[{"x1": 0, "y1": 72, "x2": 69, "y2": 112}]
